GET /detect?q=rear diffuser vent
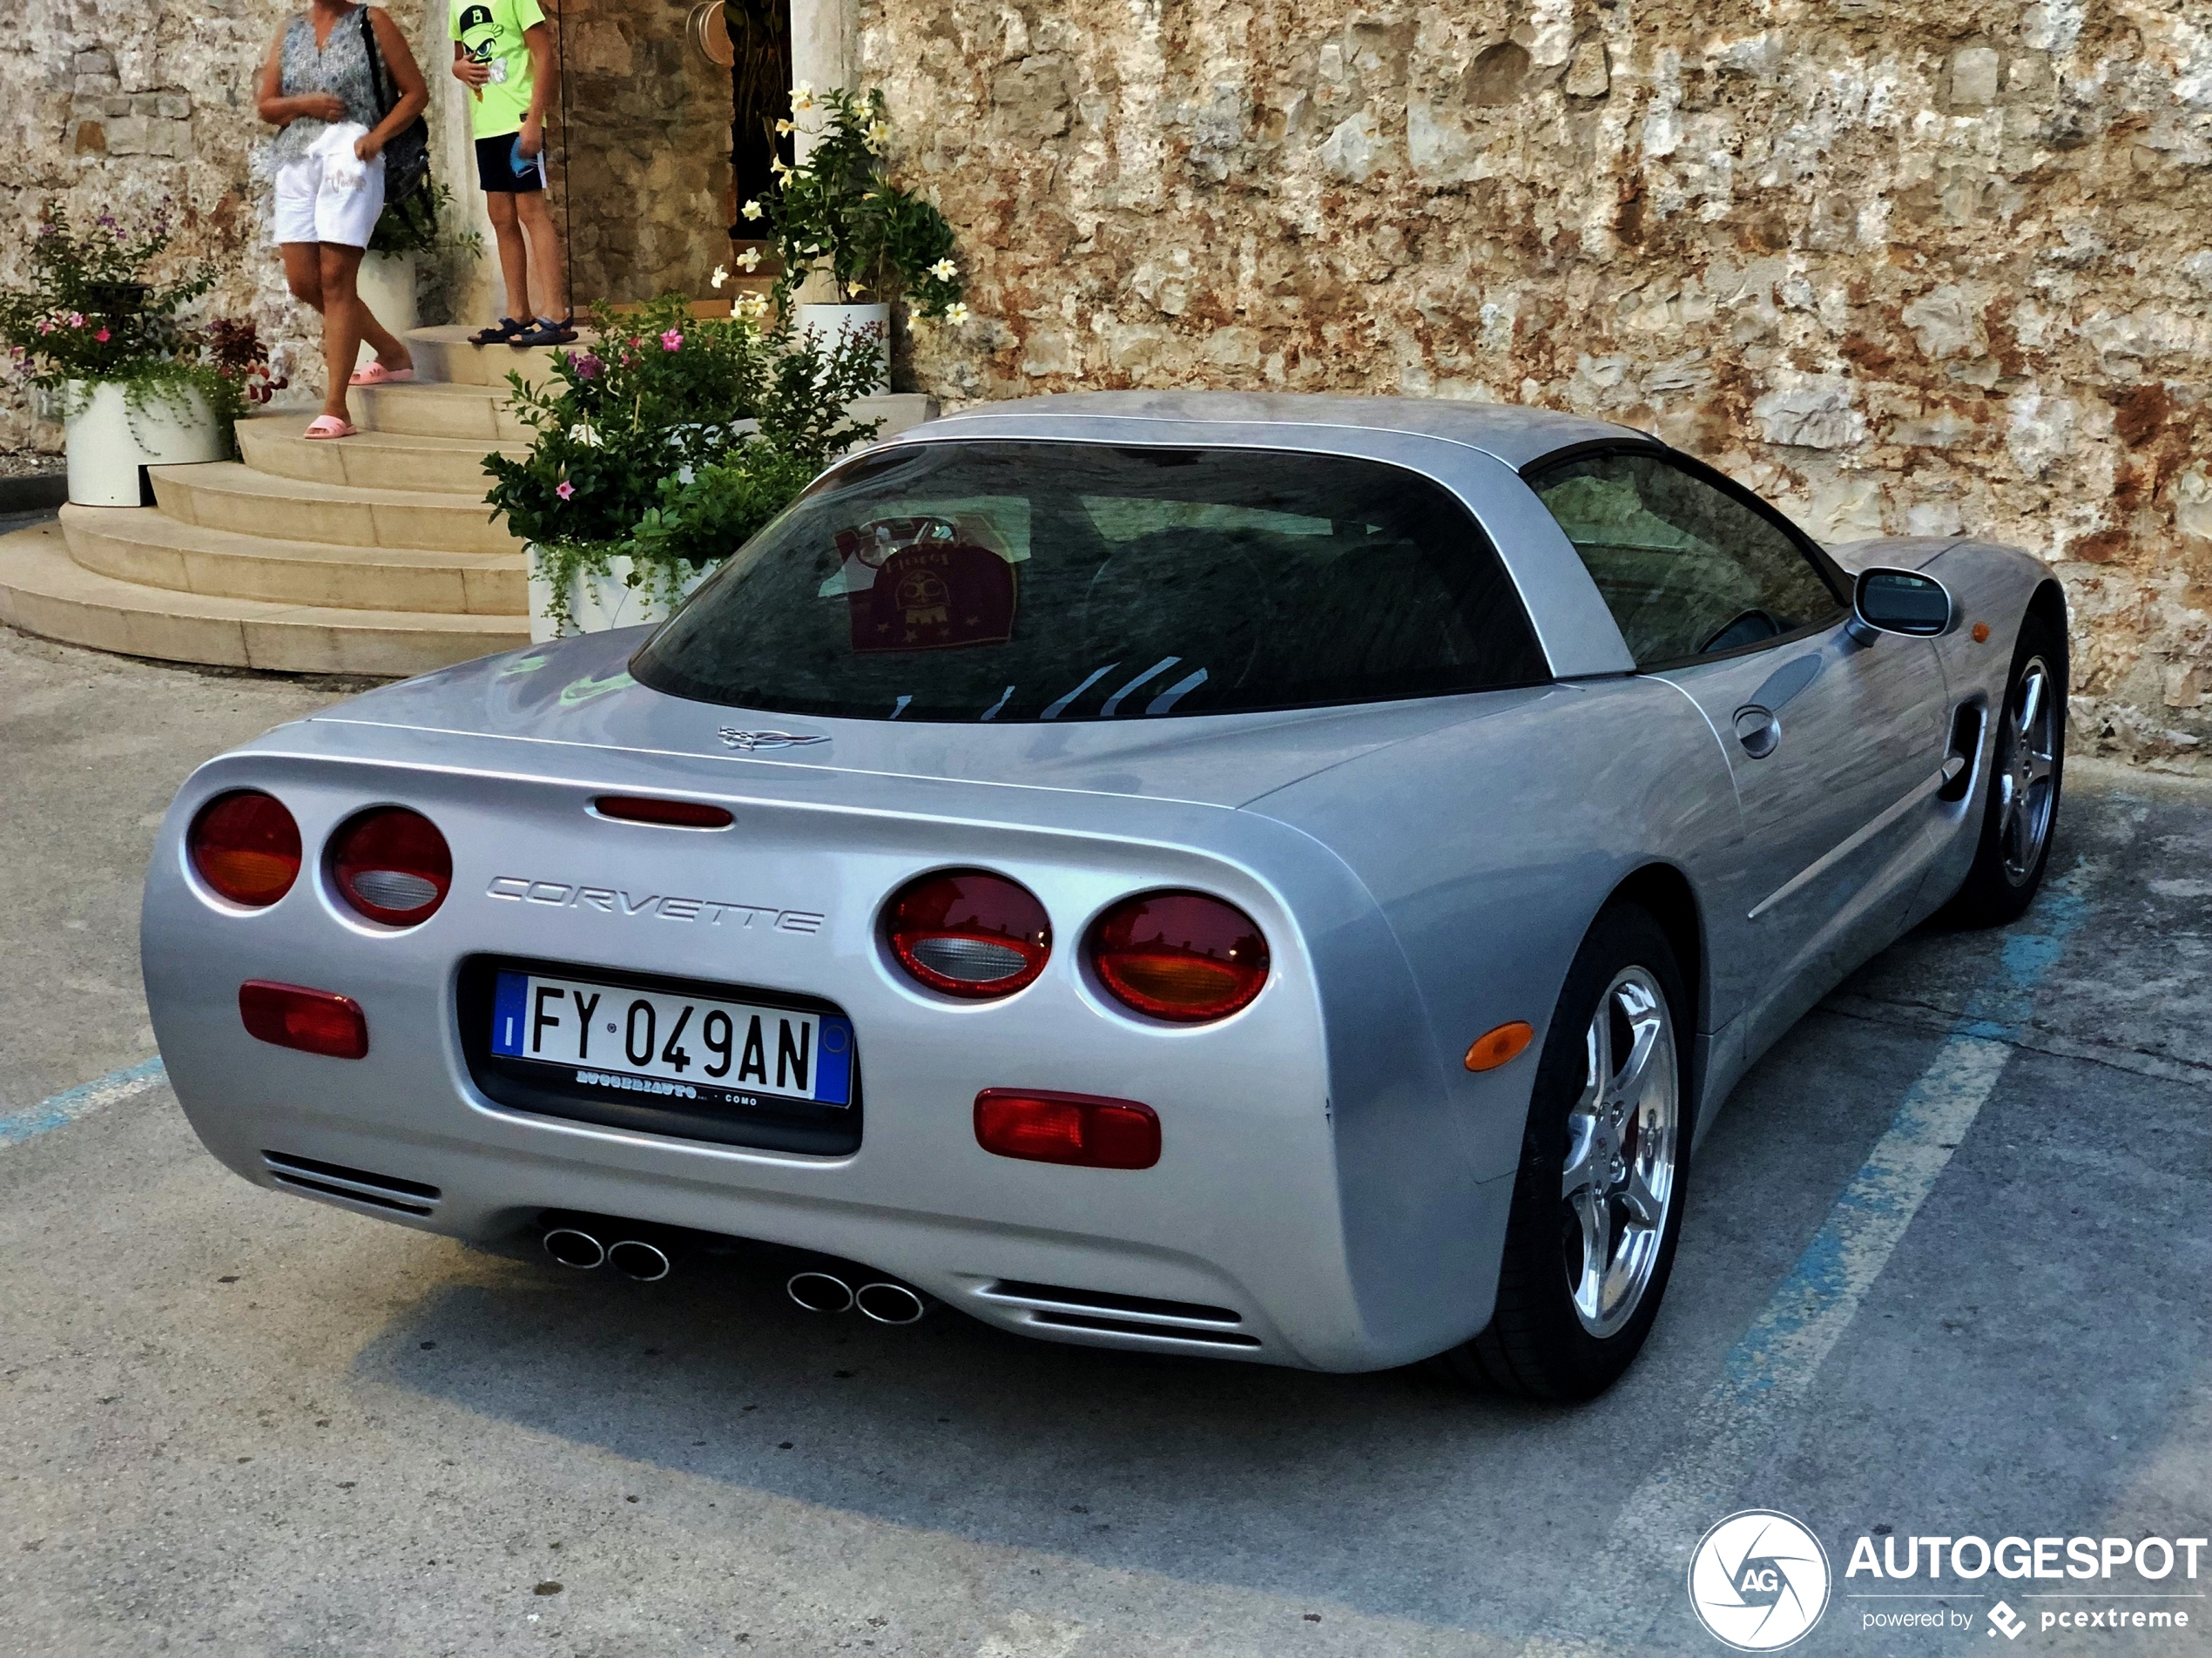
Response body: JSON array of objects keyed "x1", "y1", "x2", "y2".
[
  {"x1": 261, "y1": 1151, "x2": 441, "y2": 1217},
  {"x1": 978, "y1": 1280, "x2": 1258, "y2": 1348}
]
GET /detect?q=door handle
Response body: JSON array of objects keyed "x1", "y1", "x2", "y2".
[{"x1": 1733, "y1": 704, "x2": 1780, "y2": 758}]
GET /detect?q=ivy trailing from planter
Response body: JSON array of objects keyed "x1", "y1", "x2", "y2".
[{"x1": 482, "y1": 293, "x2": 885, "y2": 636}]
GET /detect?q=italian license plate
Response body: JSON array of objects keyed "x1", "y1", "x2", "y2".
[{"x1": 489, "y1": 971, "x2": 853, "y2": 1109}]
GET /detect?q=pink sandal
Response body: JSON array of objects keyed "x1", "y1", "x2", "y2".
[
  {"x1": 303, "y1": 415, "x2": 358, "y2": 440},
  {"x1": 347, "y1": 361, "x2": 415, "y2": 386}
]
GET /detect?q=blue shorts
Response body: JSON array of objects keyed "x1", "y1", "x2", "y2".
[{"x1": 475, "y1": 132, "x2": 547, "y2": 194}]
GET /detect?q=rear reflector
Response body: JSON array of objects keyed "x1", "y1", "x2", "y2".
[
  {"x1": 1087, "y1": 890, "x2": 1269, "y2": 1022},
  {"x1": 187, "y1": 791, "x2": 301, "y2": 907},
  {"x1": 239, "y1": 981, "x2": 368, "y2": 1060},
  {"x1": 974, "y1": 1088, "x2": 1160, "y2": 1169},
  {"x1": 885, "y1": 870, "x2": 1051, "y2": 997},
  {"x1": 328, "y1": 807, "x2": 452, "y2": 926},
  {"x1": 592, "y1": 795, "x2": 734, "y2": 829}
]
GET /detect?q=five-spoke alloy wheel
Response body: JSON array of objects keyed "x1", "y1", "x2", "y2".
[
  {"x1": 1560, "y1": 966, "x2": 1680, "y2": 1340},
  {"x1": 1442, "y1": 902, "x2": 1690, "y2": 1400}
]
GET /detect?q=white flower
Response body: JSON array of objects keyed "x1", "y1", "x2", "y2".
[
  {"x1": 774, "y1": 118, "x2": 795, "y2": 136},
  {"x1": 792, "y1": 81, "x2": 814, "y2": 111},
  {"x1": 740, "y1": 199, "x2": 764, "y2": 221},
  {"x1": 770, "y1": 156, "x2": 791, "y2": 177},
  {"x1": 567, "y1": 421, "x2": 603, "y2": 447},
  {"x1": 736, "y1": 247, "x2": 762, "y2": 272},
  {"x1": 927, "y1": 258, "x2": 957, "y2": 281},
  {"x1": 945, "y1": 301, "x2": 972, "y2": 327},
  {"x1": 710, "y1": 264, "x2": 729, "y2": 289},
  {"x1": 864, "y1": 119, "x2": 891, "y2": 152},
  {"x1": 736, "y1": 292, "x2": 770, "y2": 320}
]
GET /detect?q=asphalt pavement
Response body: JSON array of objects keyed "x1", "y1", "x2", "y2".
[{"x1": 2, "y1": 617, "x2": 2207, "y2": 1657}]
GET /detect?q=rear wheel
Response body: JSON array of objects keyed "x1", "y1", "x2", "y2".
[
  {"x1": 1441, "y1": 904, "x2": 1689, "y2": 1401},
  {"x1": 1945, "y1": 616, "x2": 2066, "y2": 927}
]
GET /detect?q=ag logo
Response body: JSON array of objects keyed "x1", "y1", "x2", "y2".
[{"x1": 1687, "y1": 1510, "x2": 1831, "y2": 1651}]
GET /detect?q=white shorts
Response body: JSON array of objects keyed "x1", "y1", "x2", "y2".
[{"x1": 271, "y1": 143, "x2": 386, "y2": 249}]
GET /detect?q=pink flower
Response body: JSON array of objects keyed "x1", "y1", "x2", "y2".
[
  {"x1": 556, "y1": 481, "x2": 575, "y2": 501},
  {"x1": 94, "y1": 327, "x2": 111, "y2": 342},
  {"x1": 67, "y1": 312, "x2": 85, "y2": 327},
  {"x1": 660, "y1": 329, "x2": 683, "y2": 351},
  {"x1": 37, "y1": 320, "x2": 54, "y2": 334}
]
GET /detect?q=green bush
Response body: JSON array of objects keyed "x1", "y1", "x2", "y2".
[{"x1": 482, "y1": 293, "x2": 886, "y2": 633}]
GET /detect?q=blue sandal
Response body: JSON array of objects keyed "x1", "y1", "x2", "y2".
[
  {"x1": 510, "y1": 315, "x2": 578, "y2": 347},
  {"x1": 469, "y1": 316, "x2": 528, "y2": 345}
]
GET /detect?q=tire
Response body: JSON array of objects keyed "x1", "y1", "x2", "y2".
[
  {"x1": 1944, "y1": 614, "x2": 2066, "y2": 928},
  {"x1": 1440, "y1": 903, "x2": 1690, "y2": 1402}
]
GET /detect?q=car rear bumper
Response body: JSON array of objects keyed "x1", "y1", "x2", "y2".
[{"x1": 144, "y1": 747, "x2": 1514, "y2": 1372}]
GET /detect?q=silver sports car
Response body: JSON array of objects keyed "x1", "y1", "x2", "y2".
[{"x1": 141, "y1": 393, "x2": 2067, "y2": 1399}]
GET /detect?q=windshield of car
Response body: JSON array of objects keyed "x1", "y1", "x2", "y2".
[{"x1": 631, "y1": 441, "x2": 1551, "y2": 722}]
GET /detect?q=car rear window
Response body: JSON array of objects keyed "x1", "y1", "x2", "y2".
[{"x1": 631, "y1": 441, "x2": 1550, "y2": 722}]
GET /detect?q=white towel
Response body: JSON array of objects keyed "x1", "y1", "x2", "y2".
[{"x1": 309, "y1": 121, "x2": 373, "y2": 194}]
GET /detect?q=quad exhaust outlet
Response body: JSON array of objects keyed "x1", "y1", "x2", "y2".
[
  {"x1": 541, "y1": 1226, "x2": 671, "y2": 1281},
  {"x1": 541, "y1": 1223, "x2": 920, "y2": 1319},
  {"x1": 786, "y1": 1271, "x2": 927, "y2": 1324}
]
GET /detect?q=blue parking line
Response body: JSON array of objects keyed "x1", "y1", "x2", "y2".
[{"x1": 0, "y1": 1057, "x2": 168, "y2": 1149}]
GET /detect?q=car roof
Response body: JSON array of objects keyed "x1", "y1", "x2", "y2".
[{"x1": 907, "y1": 391, "x2": 1653, "y2": 471}]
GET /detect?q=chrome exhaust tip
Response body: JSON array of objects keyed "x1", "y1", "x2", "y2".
[
  {"x1": 543, "y1": 1227, "x2": 605, "y2": 1270},
  {"x1": 607, "y1": 1239, "x2": 671, "y2": 1283},
  {"x1": 854, "y1": 1282, "x2": 927, "y2": 1325},
  {"x1": 786, "y1": 1270, "x2": 854, "y2": 1313}
]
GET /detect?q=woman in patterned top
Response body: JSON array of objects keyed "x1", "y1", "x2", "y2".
[{"x1": 254, "y1": 0, "x2": 428, "y2": 439}]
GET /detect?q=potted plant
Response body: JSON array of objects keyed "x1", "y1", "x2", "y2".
[
  {"x1": 744, "y1": 85, "x2": 970, "y2": 392},
  {"x1": 482, "y1": 293, "x2": 885, "y2": 639},
  {"x1": 0, "y1": 202, "x2": 253, "y2": 508}
]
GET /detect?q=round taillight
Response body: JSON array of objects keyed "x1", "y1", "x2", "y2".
[
  {"x1": 1087, "y1": 891, "x2": 1270, "y2": 1022},
  {"x1": 187, "y1": 790, "x2": 301, "y2": 907},
  {"x1": 329, "y1": 807, "x2": 452, "y2": 926},
  {"x1": 884, "y1": 870, "x2": 1051, "y2": 997}
]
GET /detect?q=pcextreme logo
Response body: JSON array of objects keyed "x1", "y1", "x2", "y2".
[{"x1": 1689, "y1": 1511, "x2": 1832, "y2": 1651}]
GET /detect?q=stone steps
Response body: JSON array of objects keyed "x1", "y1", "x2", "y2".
[
  {"x1": 0, "y1": 327, "x2": 938, "y2": 678},
  {"x1": 59, "y1": 503, "x2": 523, "y2": 615},
  {"x1": 0, "y1": 519, "x2": 527, "y2": 676},
  {"x1": 151, "y1": 461, "x2": 522, "y2": 556},
  {"x1": 351, "y1": 381, "x2": 533, "y2": 441},
  {"x1": 234, "y1": 415, "x2": 529, "y2": 494}
]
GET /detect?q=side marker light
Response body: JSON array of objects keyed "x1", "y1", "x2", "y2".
[
  {"x1": 1971, "y1": 622, "x2": 1991, "y2": 644},
  {"x1": 1465, "y1": 1021, "x2": 1534, "y2": 1072}
]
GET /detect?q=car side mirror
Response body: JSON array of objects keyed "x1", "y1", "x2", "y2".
[{"x1": 1848, "y1": 567, "x2": 1954, "y2": 643}]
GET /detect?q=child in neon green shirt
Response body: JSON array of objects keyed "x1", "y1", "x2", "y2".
[{"x1": 451, "y1": 0, "x2": 572, "y2": 346}]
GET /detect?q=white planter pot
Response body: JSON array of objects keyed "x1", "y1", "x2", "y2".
[
  {"x1": 794, "y1": 301, "x2": 892, "y2": 394},
  {"x1": 355, "y1": 251, "x2": 418, "y2": 370},
  {"x1": 63, "y1": 379, "x2": 225, "y2": 509},
  {"x1": 528, "y1": 546, "x2": 718, "y2": 643}
]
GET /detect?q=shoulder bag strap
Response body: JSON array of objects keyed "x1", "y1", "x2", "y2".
[{"x1": 358, "y1": 4, "x2": 396, "y2": 120}]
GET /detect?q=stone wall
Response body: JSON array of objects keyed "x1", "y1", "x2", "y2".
[
  {"x1": 550, "y1": 0, "x2": 734, "y2": 303},
  {"x1": 0, "y1": 0, "x2": 458, "y2": 446},
  {"x1": 866, "y1": 0, "x2": 2212, "y2": 765}
]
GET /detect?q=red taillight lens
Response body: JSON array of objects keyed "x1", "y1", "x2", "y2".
[
  {"x1": 593, "y1": 795, "x2": 734, "y2": 829},
  {"x1": 328, "y1": 807, "x2": 452, "y2": 926},
  {"x1": 239, "y1": 981, "x2": 368, "y2": 1059},
  {"x1": 974, "y1": 1089, "x2": 1161, "y2": 1169},
  {"x1": 884, "y1": 870, "x2": 1051, "y2": 997},
  {"x1": 187, "y1": 791, "x2": 301, "y2": 907},
  {"x1": 1087, "y1": 891, "x2": 1270, "y2": 1021}
]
